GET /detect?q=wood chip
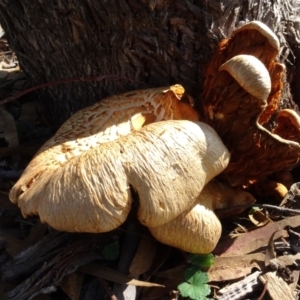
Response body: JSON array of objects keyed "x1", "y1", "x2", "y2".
[
  {"x1": 259, "y1": 271, "x2": 295, "y2": 300},
  {"x1": 217, "y1": 271, "x2": 262, "y2": 300}
]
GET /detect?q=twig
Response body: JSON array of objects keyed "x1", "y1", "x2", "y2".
[
  {"x1": 0, "y1": 75, "x2": 149, "y2": 106},
  {"x1": 0, "y1": 50, "x2": 13, "y2": 55},
  {"x1": 257, "y1": 281, "x2": 268, "y2": 300},
  {"x1": 98, "y1": 278, "x2": 118, "y2": 300},
  {"x1": 215, "y1": 203, "x2": 300, "y2": 215}
]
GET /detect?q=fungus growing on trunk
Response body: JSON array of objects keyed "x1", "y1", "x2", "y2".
[
  {"x1": 204, "y1": 20, "x2": 284, "y2": 125},
  {"x1": 202, "y1": 22, "x2": 300, "y2": 186}
]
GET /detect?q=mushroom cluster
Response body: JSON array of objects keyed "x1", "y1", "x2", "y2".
[
  {"x1": 10, "y1": 85, "x2": 233, "y2": 253},
  {"x1": 201, "y1": 21, "x2": 300, "y2": 186},
  {"x1": 9, "y1": 21, "x2": 300, "y2": 254}
]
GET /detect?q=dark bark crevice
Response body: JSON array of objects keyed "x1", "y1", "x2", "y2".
[{"x1": 0, "y1": 0, "x2": 299, "y2": 127}]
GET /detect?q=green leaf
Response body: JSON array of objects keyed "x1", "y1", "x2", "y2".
[
  {"x1": 178, "y1": 267, "x2": 211, "y2": 300},
  {"x1": 184, "y1": 267, "x2": 208, "y2": 284},
  {"x1": 190, "y1": 253, "x2": 214, "y2": 268},
  {"x1": 101, "y1": 241, "x2": 120, "y2": 261},
  {"x1": 178, "y1": 281, "x2": 210, "y2": 300}
]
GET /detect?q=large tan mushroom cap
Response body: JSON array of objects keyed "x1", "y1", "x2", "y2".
[
  {"x1": 131, "y1": 121, "x2": 230, "y2": 227},
  {"x1": 11, "y1": 120, "x2": 229, "y2": 233},
  {"x1": 10, "y1": 85, "x2": 199, "y2": 204}
]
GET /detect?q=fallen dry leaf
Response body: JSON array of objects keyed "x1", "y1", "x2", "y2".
[
  {"x1": 79, "y1": 263, "x2": 164, "y2": 288},
  {"x1": 207, "y1": 253, "x2": 265, "y2": 282},
  {"x1": 144, "y1": 244, "x2": 172, "y2": 281},
  {"x1": 153, "y1": 265, "x2": 185, "y2": 282},
  {"x1": 248, "y1": 208, "x2": 271, "y2": 227},
  {"x1": 277, "y1": 253, "x2": 300, "y2": 266},
  {"x1": 215, "y1": 215, "x2": 300, "y2": 256},
  {"x1": 140, "y1": 278, "x2": 180, "y2": 300},
  {"x1": 129, "y1": 236, "x2": 157, "y2": 278},
  {"x1": 60, "y1": 272, "x2": 85, "y2": 300},
  {"x1": 289, "y1": 270, "x2": 300, "y2": 296}
]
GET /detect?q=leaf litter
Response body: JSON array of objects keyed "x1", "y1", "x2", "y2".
[{"x1": 1, "y1": 95, "x2": 300, "y2": 300}]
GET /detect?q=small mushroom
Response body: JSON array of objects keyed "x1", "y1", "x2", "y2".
[
  {"x1": 202, "y1": 53, "x2": 300, "y2": 185},
  {"x1": 149, "y1": 180, "x2": 255, "y2": 253},
  {"x1": 219, "y1": 54, "x2": 271, "y2": 100},
  {"x1": 234, "y1": 21, "x2": 280, "y2": 52},
  {"x1": 252, "y1": 180, "x2": 288, "y2": 202},
  {"x1": 275, "y1": 170, "x2": 294, "y2": 190},
  {"x1": 204, "y1": 21, "x2": 284, "y2": 125}
]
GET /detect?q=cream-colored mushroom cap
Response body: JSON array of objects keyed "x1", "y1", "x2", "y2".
[
  {"x1": 234, "y1": 21, "x2": 280, "y2": 51},
  {"x1": 149, "y1": 181, "x2": 255, "y2": 254},
  {"x1": 149, "y1": 195, "x2": 222, "y2": 254},
  {"x1": 11, "y1": 120, "x2": 229, "y2": 233},
  {"x1": 219, "y1": 54, "x2": 271, "y2": 101},
  {"x1": 9, "y1": 84, "x2": 199, "y2": 209}
]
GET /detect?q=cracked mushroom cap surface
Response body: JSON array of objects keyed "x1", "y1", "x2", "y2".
[
  {"x1": 10, "y1": 120, "x2": 229, "y2": 233},
  {"x1": 10, "y1": 85, "x2": 199, "y2": 204},
  {"x1": 202, "y1": 53, "x2": 300, "y2": 186},
  {"x1": 10, "y1": 86, "x2": 229, "y2": 240}
]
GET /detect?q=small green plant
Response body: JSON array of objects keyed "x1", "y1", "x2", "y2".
[{"x1": 177, "y1": 253, "x2": 214, "y2": 300}]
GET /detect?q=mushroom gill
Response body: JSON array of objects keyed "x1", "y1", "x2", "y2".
[{"x1": 204, "y1": 20, "x2": 284, "y2": 125}]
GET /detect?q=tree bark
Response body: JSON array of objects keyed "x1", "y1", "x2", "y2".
[{"x1": 0, "y1": 0, "x2": 299, "y2": 128}]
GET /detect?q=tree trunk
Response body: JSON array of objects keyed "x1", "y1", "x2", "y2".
[{"x1": 0, "y1": 0, "x2": 299, "y2": 128}]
